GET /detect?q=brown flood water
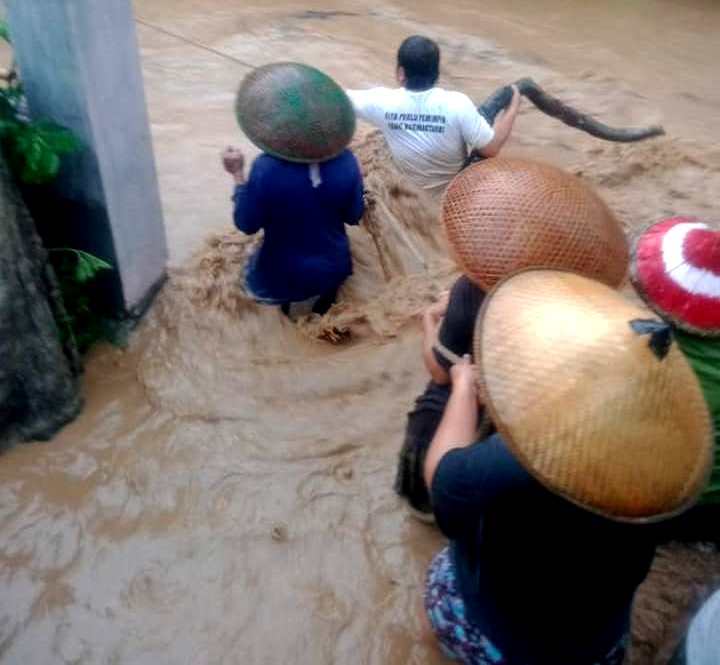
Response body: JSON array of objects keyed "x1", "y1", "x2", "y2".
[{"x1": 2, "y1": 1, "x2": 720, "y2": 663}]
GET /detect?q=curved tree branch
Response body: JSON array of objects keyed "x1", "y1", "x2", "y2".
[{"x1": 481, "y1": 77, "x2": 665, "y2": 143}]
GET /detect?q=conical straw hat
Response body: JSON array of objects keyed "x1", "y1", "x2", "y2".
[
  {"x1": 235, "y1": 62, "x2": 355, "y2": 163},
  {"x1": 631, "y1": 216, "x2": 720, "y2": 336},
  {"x1": 475, "y1": 269, "x2": 712, "y2": 521},
  {"x1": 443, "y1": 159, "x2": 629, "y2": 290}
]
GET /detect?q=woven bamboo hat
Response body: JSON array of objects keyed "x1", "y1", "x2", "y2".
[
  {"x1": 631, "y1": 216, "x2": 720, "y2": 336},
  {"x1": 235, "y1": 62, "x2": 355, "y2": 163},
  {"x1": 474, "y1": 269, "x2": 712, "y2": 521},
  {"x1": 442, "y1": 159, "x2": 629, "y2": 290}
]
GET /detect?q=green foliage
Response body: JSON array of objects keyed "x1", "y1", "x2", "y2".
[
  {"x1": 52, "y1": 248, "x2": 112, "y2": 283},
  {"x1": 0, "y1": 119, "x2": 81, "y2": 184},
  {"x1": 0, "y1": 33, "x2": 112, "y2": 355},
  {"x1": 0, "y1": 29, "x2": 82, "y2": 185},
  {"x1": 50, "y1": 249, "x2": 113, "y2": 354}
]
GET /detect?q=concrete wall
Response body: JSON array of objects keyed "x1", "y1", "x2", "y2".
[{"x1": 5, "y1": 0, "x2": 167, "y2": 314}]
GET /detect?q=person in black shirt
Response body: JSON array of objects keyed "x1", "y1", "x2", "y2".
[
  {"x1": 424, "y1": 359, "x2": 653, "y2": 665},
  {"x1": 421, "y1": 269, "x2": 712, "y2": 665},
  {"x1": 395, "y1": 275, "x2": 487, "y2": 518}
]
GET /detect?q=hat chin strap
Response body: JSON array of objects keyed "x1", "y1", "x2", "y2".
[
  {"x1": 308, "y1": 163, "x2": 322, "y2": 188},
  {"x1": 629, "y1": 319, "x2": 673, "y2": 360}
]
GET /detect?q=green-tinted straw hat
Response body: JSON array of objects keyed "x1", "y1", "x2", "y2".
[{"x1": 235, "y1": 62, "x2": 355, "y2": 163}]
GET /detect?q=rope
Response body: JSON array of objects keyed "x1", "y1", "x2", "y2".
[
  {"x1": 135, "y1": 17, "x2": 256, "y2": 70},
  {"x1": 432, "y1": 342, "x2": 494, "y2": 441},
  {"x1": 369, "y1": 193, "x2": 428, "y2": 270},
  {"x1": 433, "y1": 341, "x2": 464, "y2": 366},
  {"x1": 362, "y1": 199, "x2": 392, "y2": 283}
]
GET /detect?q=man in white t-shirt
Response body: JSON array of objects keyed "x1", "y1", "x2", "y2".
[{"x1": 347, "y1": 35, "x2": 520, "y2": 196}]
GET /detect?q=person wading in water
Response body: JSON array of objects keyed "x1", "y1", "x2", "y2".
[
  {"x1": 346, "y1": 35, "x2": 521, "y2": 197},
  {"x1": 223, "y1": 63, "x2": 364, "y2": 318}
]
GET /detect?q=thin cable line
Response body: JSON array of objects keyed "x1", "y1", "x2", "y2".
[{"x1": 135, "y1": 17, "x2": 256, "y2": 70}]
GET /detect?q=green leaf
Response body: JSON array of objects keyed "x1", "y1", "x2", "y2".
[
  {"x1": 47, "y1": 131, "x2": 81, "y2": 154},
  {"x1": 8, "y1": 126, "x2": 74, "y2": 183},
  {"x1": 72, "y1": 250, "x2": 112, "y2": 283},
  {"x1": 42, "y1": 150, "x2": 61, "y2": 179},
  {"x1": 0, "y1": 21, "x2": 11, "y2": 43},
  {"x1": 16, "y1": 134, "x2": 56, "y2": 184},
  {"x1": 49, "y1": 249, "x2": 116, "y2": 355},
  {"x1": 79, "y1": 250, "x2": 112, "y2": 272},
  {"x1": 34, "y1": 122, "x2": 82, "y2": 153},
  {"x1": 22, "y1": 137, "x2": 44, "y2": 177},
  {"x1": 74, "y1": 256, "x2": 95, "y2": 283},
  {"x1": 49, "y1": 248, "x2": 112, "y2": 284},
  {"x1": 0, "y1": 85, "x2": 82, "y2": 182}
]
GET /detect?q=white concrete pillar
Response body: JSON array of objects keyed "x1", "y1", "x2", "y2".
[{"x1": 5, "y1": 0, "x2": 167, "y2": 314}]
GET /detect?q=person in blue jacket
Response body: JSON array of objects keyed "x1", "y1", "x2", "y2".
[
  {"x1": 222, "y1": 145, "x2": 364, "y2": 316},
  {"x1": 224, "y1": 62, "x2": 365, "y2": 317}
]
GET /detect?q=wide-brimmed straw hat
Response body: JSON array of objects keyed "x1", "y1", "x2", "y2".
[
  {"x1": 474, "y1": 269, "x2": 712, "y2": 522},
  {"x1": 235, "y1": 62, "x2": 355, "y2": 163},
  {"x1": 442, "y1": 159, "x2": 629, "y2": 290},
  {"x1": 631, "y1": 216, "x2": 720, "y2": 336}
]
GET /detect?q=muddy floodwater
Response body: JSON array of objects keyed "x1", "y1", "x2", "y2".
[{"x1": 2, "y1": 1, "x2": 720, "y2": 663}]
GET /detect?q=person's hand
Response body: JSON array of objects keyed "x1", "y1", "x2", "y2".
[
  {"x1": 423, "y1": 291, "x2": 450, "y2": 325},
  {"x1": 510, "y1": 84, "x2": 521, "y2": 107},
  {"x1": 222, "y1": 146, "x2": 245, "y2": 175},
  {"x1": 450, "y1": 354, "x2": 477, "y2": 397}
]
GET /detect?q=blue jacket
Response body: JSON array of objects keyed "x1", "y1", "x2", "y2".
[{"x1": 233, "y1": 150, "x2": 364, "y2": 303}]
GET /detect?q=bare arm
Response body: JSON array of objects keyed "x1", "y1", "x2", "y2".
[
  {"x1": 479, "y1": 86, "x2": 521, "y2": 158},
  {"x1": 422, "y1": 294, "x2": 450, "y2": 384},
  {"x1": 424, "y1": 356, "x2": 479, "y2": 489}
]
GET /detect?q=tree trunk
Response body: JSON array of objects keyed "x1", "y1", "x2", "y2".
[{"x1": 0, "y1": 158, "x2": 82, "y2": 445}]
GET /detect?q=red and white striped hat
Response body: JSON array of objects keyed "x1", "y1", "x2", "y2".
[{"x1": 631, "y1": 216, "x2": 720, "y2": 336}]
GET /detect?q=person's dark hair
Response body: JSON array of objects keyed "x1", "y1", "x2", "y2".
[{"x1": 397, "y1": 36, "x2": 440, "y2": 91}]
